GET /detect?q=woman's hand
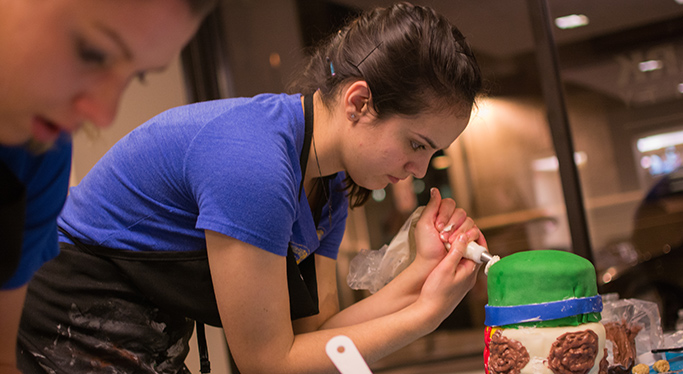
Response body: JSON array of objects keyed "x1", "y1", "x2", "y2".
[
  {"x1": 414, "y1": 233, "x2": 480, "y2": 329},
  {"x1": 411, "y1": 188, "x2": 483, "y2": 274}
]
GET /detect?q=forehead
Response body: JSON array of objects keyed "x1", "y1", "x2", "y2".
[
  {"x1": 396, "y1": 109, "x2": 472, "y2": 149},
  {"x1": 66, "y1": 0, "x2": 200, "y2": 65}
]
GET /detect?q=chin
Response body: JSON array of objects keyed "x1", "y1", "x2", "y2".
[
  {"x1": 346, "y1": 174, "x2": 382, "y2": 191},
  {"x1": 24, "y1": 137, "x2": 56, "y2": 155},
  {"x1": 364, "y1": 181, "x2": 389, "y2": 191}
]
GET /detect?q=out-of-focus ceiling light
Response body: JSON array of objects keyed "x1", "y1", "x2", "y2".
[
  {"x1": 532, "y1": 152, "x2": 587, "y2": 172},
  {"x1": 554, "y1": 14, "x2": 589, "y2": 29},
  {"x1": 430, "y1": 155, "x2": 451, "y2": 170},
  {"x1": 637, "y1": 130, "x2": 683, "y2": 152},
  {"x1": 638, "y1": 60, "x2": 663, "y2": 72},
  {"x1": 269, "y1": 52, "x2": 281, "y2": 68},
  {"x1": 676, "y1": 0, "x2": 683, "y2": 5},
  {"x1": 678, "y1": 83, "x2": 683, "y2": 93},
  {"x1": 372, "y1": 189, "x2": 386, "y2": 202}
]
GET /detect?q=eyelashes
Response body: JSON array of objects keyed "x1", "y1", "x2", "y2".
[
  {"x1": 75, "y1": 35, "x2": 148, "y2": 84},
  {"x1": 135, "y1": 72, "x2": 148, "y2": 84},
  {"x1": 411, "y1": 140, "x2": 426, "y2": 151},
  {"x1": 76, "y1": 37, "x2": 109, "y2": 66}
]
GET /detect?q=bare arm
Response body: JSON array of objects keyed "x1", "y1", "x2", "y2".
[
  {"x1": 205, "y1": 225, "x2": 478, "y2": 373},
  {"x1": 320, "y1": 188, "x2": 484, "y2": 329},
  {"x1": 0, "y1": 285, "x2": 26, "y2": 374}
]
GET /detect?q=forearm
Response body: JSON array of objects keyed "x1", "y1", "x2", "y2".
[
  {"x1": 246, "y1": 302, "x2": 436, "y2": 374},
  {"x1": 0, "y1": 363, "x2": 22, "y2": 374},
  {"x1": 321, "y1": 257, "x2": 435, "y2": 329},
  {"x1": 0, "y1": 286, "x2": 27, "y2": 373}
]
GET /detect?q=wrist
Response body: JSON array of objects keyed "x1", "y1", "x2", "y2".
[
  {"x1": 408, "y1": 255, "x2": 439, "y2": 279},
  {"x1": 402, "y1": 300, "x2": 441, "y2": 335}
]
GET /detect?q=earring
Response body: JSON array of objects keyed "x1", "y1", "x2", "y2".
[{"x1": 349, "y1": 113, "x2": 357, "y2": 121}]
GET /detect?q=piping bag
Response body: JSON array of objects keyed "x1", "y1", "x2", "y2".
[{"x1": 347, "y1": 208, "x2": 500, "y2": 294}]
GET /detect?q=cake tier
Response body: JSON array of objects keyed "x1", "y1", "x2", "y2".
[
  {"x1": 486, "y1": 322, "x2": 607, "y2": 374},
  {"x1": 486, "y1": 249, "x2": 601, "y2": 328}
]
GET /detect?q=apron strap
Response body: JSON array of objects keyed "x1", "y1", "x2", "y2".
[
  {"x1": 298, "y1": 94, "x2": 314, "y2": 200},
  {"x1": 196, "y1": 322, "x2": 211, "y2": 373}
]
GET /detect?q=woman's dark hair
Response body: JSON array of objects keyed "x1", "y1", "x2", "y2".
[{"x1": 288, "y1": 2, "x2": 483, "y2": 208}]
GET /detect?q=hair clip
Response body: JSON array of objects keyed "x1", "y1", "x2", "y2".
[{"x1": 326, "y1": 57, "x2": 336, "y2": 76}]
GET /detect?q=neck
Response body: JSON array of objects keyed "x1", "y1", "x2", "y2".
[{"x1": 303, "y1": 91, "x2": 342, "y2": 183}]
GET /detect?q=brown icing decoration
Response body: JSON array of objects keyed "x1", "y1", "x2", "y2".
[
  {"x1": 489, "y1": 330, "x2": 531, "y2": 374},
  {"x1": 599, "y1": 348, "x2": 609, "y2": 374},
  {"x1": 548, "y1": 330, "x2": 600, "y2": 374},
  {"x1": 604, "y1": 321, "x2": 642, "y2": 374}
]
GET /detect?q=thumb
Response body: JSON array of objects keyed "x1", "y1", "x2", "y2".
[{"x1": 418, "y1": 188, "x2": 442, "y2": 225}]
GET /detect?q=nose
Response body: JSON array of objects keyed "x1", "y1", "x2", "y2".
[
  {"x1": 73, "y1": 77, "x2": 126, "y2": 130},
  {"x1": 405, "y1": 155, "x2": 431, "y2": 179}
]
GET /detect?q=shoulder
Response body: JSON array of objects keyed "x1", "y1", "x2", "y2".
[{"x1": 185, "y1": 94, "x2": 305, "y2": 173}]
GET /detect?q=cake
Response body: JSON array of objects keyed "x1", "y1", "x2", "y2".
[{"x1": 484, "y1": 250, "x2": 608, "y2": 374}]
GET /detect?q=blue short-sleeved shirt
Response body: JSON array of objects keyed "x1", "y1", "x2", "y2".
[
  {"x1": 58, "y1": 93, "x2": 348, "y2": 262},
  {"x1": 1, "y1": 134, "x2": 72, "y2": 289}
]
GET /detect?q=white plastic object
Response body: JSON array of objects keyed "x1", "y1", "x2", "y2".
[
  {"x1": 444, "y1": 241, "x2": 493, "y2": 263},
  {"x1": 325, "y1": 335, "x2": 373, "y2": 374},
  {"x1": 464, "y1": 241, "x2": 489, "y2": 263}
]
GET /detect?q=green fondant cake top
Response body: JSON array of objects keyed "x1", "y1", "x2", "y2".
[{"x1": 487, "y1": 250, "x2": 600, "y2": 328}]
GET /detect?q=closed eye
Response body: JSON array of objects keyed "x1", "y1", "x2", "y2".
[
  {"x1": 411, "y1": 140, "x2": 426, "y2": 151},
  {"x1": 76, "y1": 37, "x2": 109, "y2": 67}
]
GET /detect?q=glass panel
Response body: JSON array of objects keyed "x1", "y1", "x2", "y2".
[{"x1": 549, "y1": 0, "x2": 683, "y2": 332}]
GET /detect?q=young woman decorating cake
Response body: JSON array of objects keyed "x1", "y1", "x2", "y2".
[{"x1": 17, "y1": 3, "x2": 487, "y2": 372}]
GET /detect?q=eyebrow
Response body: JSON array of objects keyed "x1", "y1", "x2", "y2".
[
  {"x1": 417, "y1": 134, "x2": 441, "y2": 150},
  {"x1": 94, "y1": 22, "x2": 133, "y2": 61}
]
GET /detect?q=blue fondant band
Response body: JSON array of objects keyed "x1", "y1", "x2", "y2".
[{"x1": 484, "y1": 295, "x2": 603, "y2": 326}]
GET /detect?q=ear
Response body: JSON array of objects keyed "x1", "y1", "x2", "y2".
[{"x1": 343, "y1": 81, "x2": 371, "y2": 121}]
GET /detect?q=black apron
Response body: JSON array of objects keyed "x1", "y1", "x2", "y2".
[
  {"x1": 0, "y1": 160, "x2": 26, "y2": 286},
  {"x1": 18, "y1": 95, "x2": 325, "y2": 374}
]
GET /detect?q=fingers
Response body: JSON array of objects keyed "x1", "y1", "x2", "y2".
[
  {"x1": 421, "y1": 188, "x2": 442, "y2": 222},
  {"x1": 434, "y1": 198, "x2": 456, "y2": 232},
  {"x1": 417, "y1": 188, "x2": 442, "y2": 233},
  {"x1": 450, "y1": 234, "x2": 481, "y2": 280},
  {"x1": 420, "y1": 189, "x2": 486, "y2": 256},
  {"x1": 442, "y1": 215, "x2": 477, "y2": 250},
  {"x1": 435, "y1": 234, "x2": 478, "y2": 279}
]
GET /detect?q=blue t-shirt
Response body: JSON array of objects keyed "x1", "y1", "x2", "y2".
[
  {"x1": 0, "y1": 134, "x2": 72, "y2": 289},
  {"x1": 58, "y1": 93, "x2": 348, "y2": 262}
]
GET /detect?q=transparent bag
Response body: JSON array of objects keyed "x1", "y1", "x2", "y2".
[
  {"x1": 346, "y1": 207, "x2": 424, "y2": 294},
  {"x1": 601, "y1": 295, "x2": 665, "y2": 369}
]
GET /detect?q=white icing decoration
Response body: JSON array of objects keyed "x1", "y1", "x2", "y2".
[{"x1": 484, "y1": 255, "x2": 500, "y2": 275}]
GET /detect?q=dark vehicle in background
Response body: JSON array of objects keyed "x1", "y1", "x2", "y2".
[{"x1": 599, "y1": 167, "x2": 683, "y2": 332}]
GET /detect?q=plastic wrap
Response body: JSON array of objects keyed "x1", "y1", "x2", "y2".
[
  {"x1": 346, "y1": 207, "x2": 423, "y2": 294},
  {"x1": 601, "y1": 295, "x2": 665, "y2": 372}
]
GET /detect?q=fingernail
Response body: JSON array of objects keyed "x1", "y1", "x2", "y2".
[
  {"x1": 442, "y1": 224, "x2": 453, "y2": 232},
  {"x1": 458, "y1": 234, "x2": 467, "y2": 242},
  {"x1": 440, "y1": 233, "x2": 447, "y2": 241},
  {"x1": 436, "y1": 222, "x2": 445, "y2": 231},
  {"x1": 445, "y1": 243, "x2": 451, "y2": 250},
  {"x1": 430, "y1": 188, "x2": 437, "y2": 197}
]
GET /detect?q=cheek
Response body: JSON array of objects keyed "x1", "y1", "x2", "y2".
[{"x1": 23, "y1": 36, "x2": 80, "y2": 99}]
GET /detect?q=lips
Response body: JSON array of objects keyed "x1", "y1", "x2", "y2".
[
  {"x1": 30, "y1": 117, "x2": 66, "y2": 144},
  {"x1": 388, "y1": 175, "x2": 400, "y2": 184}
]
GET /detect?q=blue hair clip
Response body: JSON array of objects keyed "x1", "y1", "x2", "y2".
[{"x1": 327, "y1": 57, "x2": 335, "y2": 76}]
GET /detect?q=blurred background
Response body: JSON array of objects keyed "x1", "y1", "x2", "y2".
[{"x1": 68, "y1": 0, "x2": 683, "y2": 372}]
